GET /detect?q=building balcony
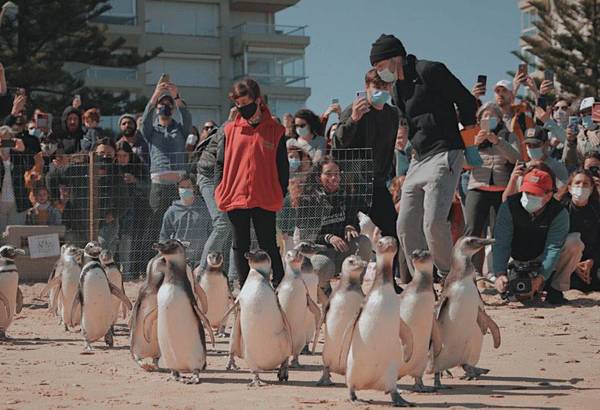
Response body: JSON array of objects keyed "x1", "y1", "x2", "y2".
[
  {"x1": 231, "y1": 22, "x2": 309, "y2": 55},
  {"x1": 234, "y1": 73, "x2": 307, "y2": 88},
  {"x1": 230, "y1": 0, "x2": 300, "y2": 13}
]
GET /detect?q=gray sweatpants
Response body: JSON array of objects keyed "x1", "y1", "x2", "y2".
[{"x1": 397, "y1": 149, "x2": 464, "y2": 275}]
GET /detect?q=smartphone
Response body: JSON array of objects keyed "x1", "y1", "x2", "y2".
[
  {"x1": 480, "y1": 118, "x2": 490, "y2": 132},
  {"x1": 477, "y1": 75, "x2": 487, "y2": 93},
  {"x1": 516, "y1": 160, "x2": 525, "y2": 168},
  {"x1": 592, "y1": 103, "x2": 600, "y2": 124},
  {"x1": 0, "y1": 139, "x2": 16, "y2": 148},
  {"x1": 331, "y1": 98, "x2": 339, "y2": 104},
  {"x1": 158, "y1": 73, "x2": 170, "y2": 84},
  {"x1": 15, "y1": 87, "x2": 26, "y2": 97},
  {"x1": 356, "y1": 91, "x2": 367, "y2": 99},
  {"x1": 518, "y1": 63, "x2": 528, "y2": 77},
  {"x1": 537, "y1": 96, "x2": 547, "y2": 111},
  {"x1": 544, "y1": 69, "x2": 554, "y2": 83}
]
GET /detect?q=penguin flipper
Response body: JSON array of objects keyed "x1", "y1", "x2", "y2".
[
  {"x1": 193, "y1": 281, "x2": 209, "y2": 314},
  {"x1": 39, "y1": 275, "x2": 61, "y2": 298},
  {"x1": 436, "y1": 296, "x2": 449, "y2": 321},
  {"x1": 142, "y1": 307, "x2": 158, "y2": 343},
  {"x1": 477, "y1": 308, "x2": 501, "y2": 348},
  {"x1": 0, "y1": 291, "x2": 11, "y2": 320},
  {"x1": 192, "y1": 302, "x2": 215, "y2": 348},
  {"x1": 430, "y1": 317, "x2": 443, "y2": 357},
  {"x1": 229, "y1": 307, "x2": 243, "y2": 359},
  {"x1": 217, "y1": 300, "x2": 239, "y2": 328},
  {"x1": 314, "y1": 297, "x2": 332, "y2": 353},
  {"x1": 108, "y1": 282, "x2": 133, "y2": 311},
  {"x1": 52, "y1": 283, "x2": 62, "y2": 315},
  {"x1": 337, "y1": 308, "x2": 361, "y2": 370},
  {"x1": 16, "y1": 286, "x2": 23, "y2": 314},
  {"x1": 69, "y1": 289, "x2": 82, "y2": 327},
  {"x1": 398, "y1": 318, "x2": 414, "y2": 363},
  {"x1": 317, "y1": 286, "x2": 328, "y2": 305},
  {"x1": 275, "y1": 295, "x2": 294, "y2": 356},
  {"x1": 306, "y1": 293, "x2": 321, "y2": 354}
]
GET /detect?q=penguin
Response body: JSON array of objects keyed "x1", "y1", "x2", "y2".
[
  {"x1": 58, "y1": 246, "x2": 84, "y2": 330},
  {"x1": 218, "y1": 250, "x2": 293, "y2": 386},
  {"x1": 357, "y1": 211, "x2": 381, "y2": 251},
  {"x1": 345, "y1": 237, "x2": 414, "y2": 407},
  {"x1": 295, "y1": 241, "x2": 334, "y2": 305},
  {"x1": 398, "y1": 250, "x2": 442, "y2": 392},
  {"x1": 431, "y1": 236, "x2": 501, "y2": 389},
  {"x1": 143, "y1": 254, "x2": 214, "y2": 383},
  {"x1": 129, "y1": 251, "x2": 165, "y2": 371},
  {"x1": 71, "y1": 242, "x2": 132, "y2": 351},
  {"x1": 316, "y1": 254, "x2": 367, "y2": 386},
  {"x1": 298, "y1": 248, "x2": 320, "y2": 355},
  {"x1": 100, "y1": 249, "x2": 130, "y2": 328},
  {"x1": 276, "y1": 249, "x2": 321, "y2": 368},
  {"x1": 46, "y1": 244, "x2": 69, "y2": 317},
  {"x1": 194, "y1": 251, "x2": 233, "y2": 337},
  {"x1": 152, "y1": 239, "x2": 208, "y2": 315},
  {"x1": 0, "y1": 245, "x2": 25, "y2": 339}
]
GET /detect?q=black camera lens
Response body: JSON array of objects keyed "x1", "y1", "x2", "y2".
[{"x1": 589, "y1": 166, "x2": 600, "y2": 177}]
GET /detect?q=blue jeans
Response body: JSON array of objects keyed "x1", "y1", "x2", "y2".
[{"x1": 197, "y1": 175, "x2": 236, "y2": 280}]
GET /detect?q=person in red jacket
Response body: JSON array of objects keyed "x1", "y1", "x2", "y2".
[{"x1": 215, "y1": 78, "x2": 289, "y2": 287}]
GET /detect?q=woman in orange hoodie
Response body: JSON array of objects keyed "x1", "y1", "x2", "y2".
[{"x1": 215, "y1": 78, "x2": 289, "y2": 288}]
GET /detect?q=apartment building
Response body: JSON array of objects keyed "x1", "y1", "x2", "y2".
[{"x1": 69, "y1": 0, "x2": 310, "y2": 128}]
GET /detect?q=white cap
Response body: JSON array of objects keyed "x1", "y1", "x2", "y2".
[
  {"x1": 494, "y1": 80, "x2": 513, "y2": 93},
  {"x1": 580, "y1": 97, "x2": 595, "y2": 112}
]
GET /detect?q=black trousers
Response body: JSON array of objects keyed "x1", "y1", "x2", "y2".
[
  {"x1": 143, "y1": 183, "x2": 178, "y2": 268},
  {"x1": 227, "y1": 207, "x2": 285, "y2": 288},
  {"x1": 369, "y1": 185, "x2": 398, "y2": 238},
  {"x1": 464, "y1": 189, "x2": 503, "y2": 271}
]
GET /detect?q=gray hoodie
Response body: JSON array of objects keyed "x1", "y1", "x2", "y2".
[{"x1": 159, "y1": 197, "x2": 212, "y2": 265}]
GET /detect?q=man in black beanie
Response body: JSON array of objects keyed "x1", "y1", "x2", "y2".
[{"x1": 370, "y1": 33, "x2": 477, "y2": 280}]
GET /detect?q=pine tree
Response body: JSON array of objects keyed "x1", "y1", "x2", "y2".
[
  {"x1": 515, "y1": 0, "x2": 600, "y2": 98},
  {"x1": 0, "y1": 0, "x2": 161, "y2": 117}
]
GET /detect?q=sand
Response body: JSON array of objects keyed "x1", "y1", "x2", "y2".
[{"x1": 1, "y1": 282, "x2": 599, "y2": 410}]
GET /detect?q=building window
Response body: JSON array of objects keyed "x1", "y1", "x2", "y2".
[
  {"x1": 74, "y1": 66, "x2": 138, "y2": 81},
  {"x1": 93, "y1": 0, "x2": 137, "y2": 25},
  {"x1": 145, "y1": 57, "x2": 220, "y2": 87},
  {"x1": 188, "y1": 106, "x2": 221, "y2": 126},
  {"x1": 234, "y1": 52, "x2": 306, "y2": 87},
  {"x1": 520, "y1": 47, "x2": 538, "y2": 73},
  {"x1": 521, "y1": 8, "x2": 538, "y2": 35},
  {"x1": 145, "y1": 1, "x2": 219, "y2": 37},
  {"x1": 268, "y1": 97, "x2": 306, "y2": 118}
]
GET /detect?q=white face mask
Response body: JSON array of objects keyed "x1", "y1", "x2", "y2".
[
  {"x1": 377, "y1": 61, "x2": 396, "y2": 83},
  {"x1": 570, "y1": 186, "x2": 591, "y2": 203},
  {"x1": 520, "y1": 192, "x2": 545, "y2": 214}
]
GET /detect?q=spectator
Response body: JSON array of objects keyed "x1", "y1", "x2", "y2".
[
  {"x1": 335, "y1": 68, "x2": 399, "y2": 239},
  {"x1": 0, "y1": 63, "x2": 9, "y2": 117},
  {"x1": 25, "y1": 185, "x2": 62, "y2": 226},
  {"x1": 1, "y1": 125, "x2": 28, "y2": 233},
  {"x1": 319, "y1": 101, "x2": 342, "y2": 144},
  {"x1": 116, "y1": 113, "x2": 149, "y2": 166},
  {"x1": 59, "y1": 99, "x2": 84, "y2": 154},
  {"x1": 53, "y1": 184, "x2": 77, "y2": 242},
  {"x1": 80, "y1": 108, "x2": 102, "y2": 152},
  {"x1": 493, "y1": 165, "x2": 576, "y2": 305},
  {"x1": 283, "y1": 112, "x2": 296, "y2": 139},
  {"x1": 199, "y1": 121, "x2": 217, "y2": 144},
  {"x1": 215, "y1": 78, "x2": 288, "y2": 288},
  {"x1": 503, "y1": 126, "x2": 569, "y2": 202},
  {"x1": 159, "y1": 173, "x2": 211, "y2": 267},
  {"x1": 294, "y1": 109, "x2": 327, "y2": 162},
  {"x1": 370, "y1": 33, "x2": 477, "y2": 276},
  {"x1": 583, "y1": 152, "x2": 600, "y2": 193},
  {"x1": 141, "y1": 80, "x2": 191, "y2": 259},
  {"x1": 465, "y1": 102, "x2": 520, "y2": 272},
  {"x1": 325, "y1": 122, "x2": 338, "y2": 152},
  {"x1": 393, "y1": 117, "x2": 411, "y2": 178},
  {"x1": 563, "y1": 97, "x2": 600, "y2": 165},
  {"x1": 557, "y1": 169, "x2": 600, "y2": 293}
]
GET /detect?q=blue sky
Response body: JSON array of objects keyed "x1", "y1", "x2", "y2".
[{"x1": 277, "y1": 0, "x2": 522, "y2": 114}]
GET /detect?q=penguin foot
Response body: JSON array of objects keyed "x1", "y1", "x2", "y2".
[
  {"x1": 248, "y1": 373, "x2": 266, "y2": 387},
  {"x1": 434, "y1": 372, "x2": 452, "y2": 390},
  {"x1": 348, "y1": 388, "x2": 358, "y2": 402},
  {"x1": 301, "y1": 345, "x2": 311, "y2": 355},
  {"x1": 445, "y1": 370, "x2": 454, "y2": 378},
  {"x1": 461, "y1": 364, "x2": 490, "y2": 380},
  {"x1": 226, "y1": 355, "x2": 239, "y2": 371},
  {"x1": 63, "y1": 323, "x2": 69, "y2": 332},
  {"x1": 289, "y1": 356, "x2": 302, "y2": 368},
  {"x1": 215, "y1": 326, "x2": 228, "y2": 338},
  {"x1": 316, "y1": 368, "x2": 334, "y2": 386},
  {"x1": 104, "y1": 330, "x2": 114, "y2": 347},
  {"x1": 277, "y1": 361, "x2": 289, "y2": 382},
  {"x1": 139, "y1": 361, "x2": 158, "y2": 372},
  {"x1": 82, "y1": 343, "x2": 94, "y2": 354},
  {"x1": 410, "y1": 377, "x2": 435, "y2": 393},
  {"x1": 169, "y1": 370, "x2": 181, "y2": 382},
  {"x1": 0, "y1": 329, "x2": 8, "y2": 341},
  {"x1": 390, "y1": 389, "x2": 414, "y2": 407},
  {"x1": 186, "y1": 371, "x2": 202, "y2": 385}
]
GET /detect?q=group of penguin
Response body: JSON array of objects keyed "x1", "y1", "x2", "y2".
[{"x1": 0, "y1": 212, "x2": 502, "y2": 408}]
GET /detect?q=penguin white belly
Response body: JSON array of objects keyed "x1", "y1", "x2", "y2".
[
  {"x1": 434, "y1": 280, "x2": 480, "y2": 371},
  {"x1": 240, "y1": 278, "x2": 289, "y2": 371},
  {"x1": 277, "y1": 277, "x2": 309, "y2": 355},
  {"x1": 199, "y1": 273, "x2": 230, "y2": 328},
  {"x1": 105, "y1": 267, "x2": 123, "y2": 325},
  {"x1": 157, "y1": 284, "x2": 206, "y2": 372},
  {"x1": 399, "y1": 290, "x2": 435, "y2": 377},
  {"x1": 61, "y1": 263, "x2": 81, "y2": 326},
  {"x1": 302, "y1": 272, "x2": 319, "y2": 344},
  {"x1": 0, "y1": 271, "x2": 18, "y2": 330},
  {"x1": 322, "y1": 290, "x2": 363, "y2": 375},
  {"x1": 81, "y1": 271, "x2": 114, "y2": 342},
  {"x1": 131, "y1": 295, "x2": 160, "y2": 360},
  {"x1": 347, "y1": 285, "x2": 403, "y2": 392}
]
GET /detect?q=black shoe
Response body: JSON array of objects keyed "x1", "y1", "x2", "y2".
[{"x1": 545, "y1": 287, "x2": 568, "y2": 305}]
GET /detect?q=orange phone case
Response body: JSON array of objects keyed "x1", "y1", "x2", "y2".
[{"x1": 460, "y1": 126, "x2": 480, "y2": 147}]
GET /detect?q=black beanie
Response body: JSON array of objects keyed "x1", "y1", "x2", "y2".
[{"x1": 370, "y1": 34, "x2": 407, "y2": 66}]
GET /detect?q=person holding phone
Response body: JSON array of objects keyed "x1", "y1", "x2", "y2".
[
  {"x1": 563, "y1": 97, "x2": 600, "y2": 166},
  {"x1": 293, "y1": 108, "x2": 326, "y2": 163},
  {"x1": 0, "y1": 124, "x2": 30, "y2": 233},
  {"x1": 369, "y1": 33, "x2": 477, "y2": 277},
  {"x1": 335, "y1": 68, "x2": 399, "y2": 240}
]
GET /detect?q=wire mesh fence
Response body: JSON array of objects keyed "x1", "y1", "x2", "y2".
[{"x1": 1, "y1": 148, "x2": 373, "y2": 280}]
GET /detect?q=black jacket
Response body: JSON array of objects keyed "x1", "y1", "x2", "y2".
[
  {"x1": 193, "y1": 126, "x2": 223, "y2": 180},
  {"x1": 59, "y1": 106, "x2": 84, "y2": 154},
  {"x1": 391, "y1": 55, "x2": 477, "y2": 161}
]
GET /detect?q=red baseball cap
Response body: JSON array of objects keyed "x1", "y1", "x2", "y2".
[{"x1": 520, "y1": 169, "x2": 553, "y2": 196}]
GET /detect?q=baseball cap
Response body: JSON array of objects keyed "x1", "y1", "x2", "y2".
[
  {"x1": 494, "y1": 80, "x2": 512, "y2": 93},
  {"x1": 520, "y1": 169, "x2": 553, "y2": 196},
  {"x1": 580, "y1": 97, "x2": 595, "y2": 112},
  {"x1": 523, "y1": 126, "x2": 548, "y2": 144}
]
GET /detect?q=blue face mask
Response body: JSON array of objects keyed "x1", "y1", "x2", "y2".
[
  {"x1": 527, "y1": 147, "x2": 544, "y2": 160},
  {"x1": 582, "y1": 115, "x2": 595, "y2": 130},
  {"x1": 370, "y1": 89, "x2": 390, "y2": 106},
  {"x1": 395, "y1": 150, "x2": 410, "y2": 176},
  {"x1": 488, "y1": 117, "x2": 498, "y2": 131},
  {"x1": 178, "y1": 188, "x2": 194, "y2": 201},
  {"x1": 296, "y1": 125, "x2": 310, "y2": 137},
  {"x1": 520, "y1": 192, "x2": 545, "y2": 214},
  {"x1": 289, "y1": 158, "x2": 301, "y2": 172}
]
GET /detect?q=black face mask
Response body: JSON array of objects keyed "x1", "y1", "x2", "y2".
[
  {"x1": 158, "y1": 105, "x2": 172, "y2": 117},
  {"x1": 122, "y1": 126, "x2": 135, "y2": 137},
  {"x1": 237, "y1": 102, "x2": 257, "y2": 120}
]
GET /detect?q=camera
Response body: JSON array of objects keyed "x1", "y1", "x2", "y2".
[{"x1": 504, "y1": 260, "x2": 542, "y2": 299}]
